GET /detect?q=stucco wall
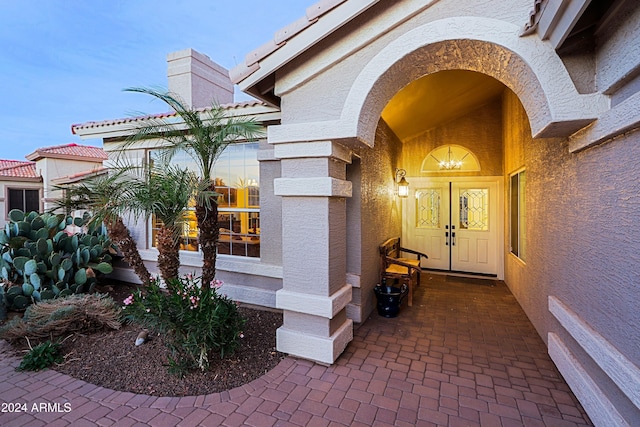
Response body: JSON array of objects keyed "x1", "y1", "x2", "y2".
[
  {"x1": 252, "y1": 0, "x2": 639, "y2": 415},
  {"x1": 595, "y1": 1, "x2": 640, "y2": 97},
  {"x1": 401, "y1": 98, "x2": 504, "y2": 177},
  {"x1": 257, "y1": 139, "x2": 283, "y2": 266},
  {"x1": 346, "y1": 119, "x2": 402, "y2": 322},
  {"x1": 276, "y1": 0, "x2": 532, "y2": 126},
  {"x1": 503, "y1": 89, "x2": 640, "y2": 422},
  {"x1": 38, "y1": 158, "x2": 103, "y2": 205}
]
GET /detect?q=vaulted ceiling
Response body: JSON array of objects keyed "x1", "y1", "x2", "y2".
[{"x1": 381, "y1": 70, "x2": 506, "y2": 142}]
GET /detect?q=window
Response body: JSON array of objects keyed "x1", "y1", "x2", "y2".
[
  {"x1": 510, "y1": 170, "x2": 526, "y2": 260},
  {"x1": 421, "y1": 145, "x2": 481, "y2": 173},
  {"x1": 8, "y1": 188, "x2": 40, "y2": 213},
  {"x1": 150, "y1": 143, "x2": 260, "y2": 258}
]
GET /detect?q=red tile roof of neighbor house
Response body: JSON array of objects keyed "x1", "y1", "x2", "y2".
[
  {"x1": 71, "y1": 99, "x2": 265, "y2": 134},
  {"x1": 0, "y1": 160, "x2": 31, "y2": 170},
  {"x1": 0, "y1": 161, "x2": 38, "y2": 179},
  {"x1": 25, "y1": 143, "x2": 107, "y2": 161}
]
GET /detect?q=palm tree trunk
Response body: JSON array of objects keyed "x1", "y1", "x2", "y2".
[
  {"x1": 107, "y1": 216, "x2": 152, "y2": 285},
  {"x1": 157, "y1": 226, "x2": 181, "y2": 282},
  {"x1": 196, "y1": 183, "x2": 219, "y2": 287}
]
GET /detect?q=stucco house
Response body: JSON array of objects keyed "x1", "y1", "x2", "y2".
[
  {"x1": 71, "y1": 1, "x2": 639, "y2": 424},
  {"x1": 0, "y1": 143, "x2": 107, "y2": 227}
]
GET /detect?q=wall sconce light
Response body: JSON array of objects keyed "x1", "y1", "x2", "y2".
[{"x1": 395, "y1": 168, "x2": 409, "y2": 198}]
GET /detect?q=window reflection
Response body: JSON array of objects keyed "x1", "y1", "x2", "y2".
[{"x1": 149, "y1": 143, "x2": 260, "y2": 258}]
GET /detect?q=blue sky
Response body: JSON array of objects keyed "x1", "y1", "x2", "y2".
[{"x1": 0, "y1": 1, "x2": 303, "y2": 161}]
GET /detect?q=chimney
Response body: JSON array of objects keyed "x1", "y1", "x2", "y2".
[{"x1": 167, "y1": 48, "x2": 234, "y2": 108}]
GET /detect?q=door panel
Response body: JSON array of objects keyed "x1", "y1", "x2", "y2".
[
  {"x1": 477, "y1": 239, "x2": 489, "y2": 264},
  {"x1": 457, "y1": 238, "x2": 470, "y2": 262},
  {"x1": 403, "y1": 177, "x2": 500, "y2": 276},
  {"x1": 451, "y1": 182, "x2": 498, "y2": 274},
  {"x1": 404, "y1": 183, "x2": 450, "y2": 271}
]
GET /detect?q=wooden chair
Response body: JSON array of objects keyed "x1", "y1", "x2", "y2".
[{"x1": 379, "y1": 237, "x2": 428, "y2": 306}]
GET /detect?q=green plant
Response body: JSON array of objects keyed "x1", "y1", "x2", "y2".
[
  {"x1": 0, "y1": 209, "x2": 115, "y2": 311},
  {"x1": 123, "y1": 157, "x2": 202, "y2": 282},
  {"x1": 123, "y1": 87, "x2": 262, "y2": 287},
  {"x1": 123, "y1": 274, "x2": 246, "y2": 375},
  {"x1": 17, "y1": 339, "x2": 63, "y2": 371},
  {"x1": 52, "y1": 170, "x2": 152, "y2": 286}
]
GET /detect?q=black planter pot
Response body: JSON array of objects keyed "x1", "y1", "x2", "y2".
[{"x1": 374, "y1": 282, "x2": 408, "y2": 318}]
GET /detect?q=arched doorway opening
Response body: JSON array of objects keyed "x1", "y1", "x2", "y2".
[{"x1": 380, "y1": 70, "x2": 506, "y2": 278}]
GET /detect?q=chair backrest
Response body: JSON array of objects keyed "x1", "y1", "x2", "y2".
[{"x1": 379, "y1": 237, "x2": 401, "y2": 260}]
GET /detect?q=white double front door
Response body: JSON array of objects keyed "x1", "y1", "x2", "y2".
[{"x1": 402, "y1": 177, "x2": 502, "y2": 277}]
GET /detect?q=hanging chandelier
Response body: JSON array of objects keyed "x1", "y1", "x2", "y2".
[{"x1": 438, "y1": 146, "x2": 468, "y2": 170}]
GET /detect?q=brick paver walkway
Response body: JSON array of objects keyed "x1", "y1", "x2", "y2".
[{"x1": 0, "y1": 274, "x2": 592, "y2": 426}]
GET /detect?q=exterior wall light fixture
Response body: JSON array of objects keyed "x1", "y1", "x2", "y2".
[{"x1": 395, "y1": 168, "x2": 409, "y2": 198}]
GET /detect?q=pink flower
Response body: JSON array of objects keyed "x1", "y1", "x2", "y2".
[
  {"x1": 210, "y1": 279, "x2": 223, "y2": 289},
  {"x1": 123, "y1": 295, "x2": 134, "y2": 306},
  {"x1": 239, "y1": 333, "x2": 244, "y2": 339}
]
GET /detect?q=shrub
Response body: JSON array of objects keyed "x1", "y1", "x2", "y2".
[
  {"x1": 17, "y1": 339, "x2": 63, "y2": 371},
  {"x1": 123, "y1": 275, "x2": 246, "y2": 375},
  {"x1": 0, "y1": 209, "x2": 115, "y2": 312}
]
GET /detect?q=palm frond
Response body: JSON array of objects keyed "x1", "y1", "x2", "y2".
[
  {"x1": 51, "y1": 169, "x2": 138, "y2": 227},
  {"x1": 122, "y1": 87, "x2": 263, "y2": 180}
]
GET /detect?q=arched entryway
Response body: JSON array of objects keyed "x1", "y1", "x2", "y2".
[
  {"x1": 380, "y1": 70, "x2": 506, "y2": 279},
  {"x1": 269, "y1": 16, "x2": 605, "y2": 365}
]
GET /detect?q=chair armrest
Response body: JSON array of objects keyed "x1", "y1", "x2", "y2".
[{"x1": 399, "y1": 247, "x2": 429, "y2": 260}]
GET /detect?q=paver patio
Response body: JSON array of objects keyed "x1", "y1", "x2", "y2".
[{"x1": 0, "y1": 274, "x2": 592, "y2": 426}]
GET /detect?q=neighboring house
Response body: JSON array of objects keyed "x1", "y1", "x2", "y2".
[
  {"x1": 0, "y1": 143, "x2": 107, "y2": 227},
  {"x1": 0, "y1": 160, "x2": 42, "y2": 223},
  {"x1": 72, "y1": 1, "x2": 640, "y2": 424}
]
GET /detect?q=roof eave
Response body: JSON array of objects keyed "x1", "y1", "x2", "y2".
[
  {"x1": 25, "y1": 152, "x2": 106, "y2": 162},
  {"x1": 51, "y1": 167, "x2": 108, "y2": 185},
  {"x1": 232, "y1": 0, "x2": 382, "y2": 104},
  {"x1": 0, "y1": 176, "x2": 42, "y2": 183},
  {"x1": 72, "y1": 103, "x2": 282, "y2": 141}
]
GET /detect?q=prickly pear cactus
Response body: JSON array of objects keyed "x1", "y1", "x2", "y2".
[{"x1": 0, "y1": 209, "x2": 115, "y2": 312}]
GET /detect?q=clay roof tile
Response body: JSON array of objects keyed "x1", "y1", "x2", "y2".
[
  {"x1": 25, "y1": 143, "x2": 107, "y2": 161},
  {"x1": 229, "y1": 0, "x2": 348, "y2": 84},
  {"x1": 0, "y1": 161, "x2": 38, "y2": 178},
  {"x1": 71, "y1": 100, "x2": 266, "y2": 133}
]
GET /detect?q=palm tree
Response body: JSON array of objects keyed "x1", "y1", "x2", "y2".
[
  {"x1": 126, "y1": 158, "x2": 200, "y2": 281},
  {"x1": 54, "y1": 170, "x2": 152, "y2": 286},
  {"x1": 123, "y1": 87, "x2": 262, "y2": 286}
]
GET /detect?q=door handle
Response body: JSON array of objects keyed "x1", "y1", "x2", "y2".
[
  {"x1": 445, "y1": 225, "x2": 449, "y2": 246},
  {"x1": 451, "y1": 232, "x2": 456, "y2": 246}
]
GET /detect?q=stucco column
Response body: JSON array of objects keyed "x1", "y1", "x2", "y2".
[{"x1": 273, "y1": 140, "x2": 354, "y2": 364}]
